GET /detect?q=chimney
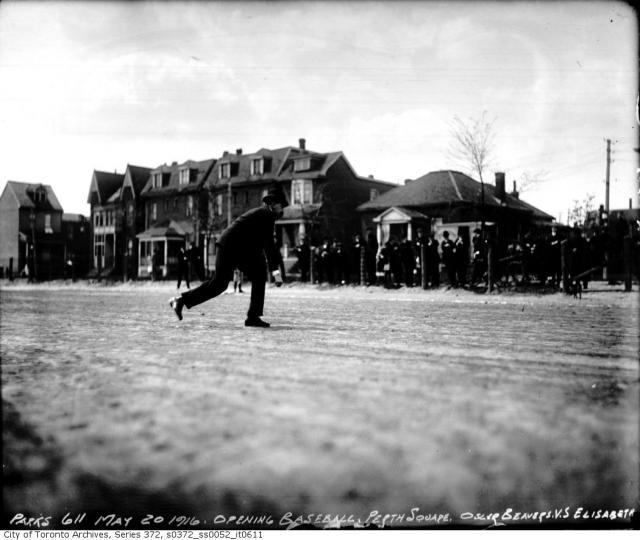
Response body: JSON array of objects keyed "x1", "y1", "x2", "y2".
[
  {"x1": 223, "y1": 151, "x2": 229, "y2": 157},
  {"x1": 171, "y1": 161, "x2": 178, "y2": 166},
  {"x1": 495, "y1": 172, "x2": 506, "y2": 201},
  {"x1": 511, "y1": 180, "x2": 519, "y2": 199},
  {"x1": 299, "y1": 138, "x2": 306, "y2": 151},
  {"x1": 368, "y1": 175, "x2": 374, "y2": 179},
  {"x1": 630, "y1": 198, "x2": 633, "y2": 209},
  {"x1": 236, "y1": 148, "x2": 242, "y2": 155},
  {"x1": 404, "y1": 179, "x2": 413, "y2": 185}
]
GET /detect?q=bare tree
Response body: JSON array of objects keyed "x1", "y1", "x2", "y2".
[
  {"x1": 516, "y1": 169, "x2": 550, "y2": 194},
  {"x1": 567, "y1": 193, "x2": 595, "y2": 227},
  {"x1": 448, "y1": 111, "x2": 497, "y2": 185},
  {"x1": 448, "y1": 111, "x2": 497, "y2": 230}
]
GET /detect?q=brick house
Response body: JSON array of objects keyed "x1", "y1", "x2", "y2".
[
  {"x1": 203, "y1": 138, "x2": 394, "y2": 273},
  {"x1": 137, "y1": 159, "x2": 215, "y2": 278},
  {"x1": 358, "y1": 170, "x2": 554, "y2": 252},
  {"x1": 87, "y1": 169, "x2": 124, "y2": 276},
  {"x1": 61, "y1": 213, "x2": 92, "y2": 279},
  {"x1": 87, "y1": 165, "x2": 152, "y2": 279},
  {"x1": 0, "y1": 181, "x2": 66, "y2": 279}
]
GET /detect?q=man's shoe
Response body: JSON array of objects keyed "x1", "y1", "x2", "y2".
[
  {"x1": 244, "y1": 317, "x2": 270, "y2": 328},
  {"x1": 169, "y1": 297, "x2": 184, "y2": 321}
]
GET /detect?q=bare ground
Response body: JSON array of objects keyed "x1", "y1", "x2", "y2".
[{"x1": 1, "y1": 280, "x2": 639, "y2": 529}]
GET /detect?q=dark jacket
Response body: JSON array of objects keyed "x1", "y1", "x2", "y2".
[{"x1": 216, "y1": 207, "x2": 281, "y2": 271}]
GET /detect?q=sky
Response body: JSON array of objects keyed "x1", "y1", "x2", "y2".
[{"x1": 0, "y1": 0, "x2": 637, "y2": 222}]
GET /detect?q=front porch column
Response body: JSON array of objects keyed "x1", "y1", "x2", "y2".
[
  {"x1": 163, "y1": 240, "x2": 168, "y2": 278},
  {"x1": 408, "y1": 222, "x2": 413, "y2": 241},
  {"x1": 137, "y1": 241, "x2": 142, "y2": 277}
]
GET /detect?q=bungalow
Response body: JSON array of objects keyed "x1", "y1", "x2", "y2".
[{"x1": 357, "y1": 170, "x2": 555, "y2": 252}]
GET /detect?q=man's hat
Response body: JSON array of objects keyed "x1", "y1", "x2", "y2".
[{"x1": 263, "y1": 184, "x2": 289, "y2": 207}]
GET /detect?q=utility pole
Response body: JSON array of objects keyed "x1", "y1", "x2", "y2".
[{"x1": 605, "y1": 138, "x2": 611, "y2": 213}]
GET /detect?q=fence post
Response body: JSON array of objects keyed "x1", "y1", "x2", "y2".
[
  {"x1": 623, "y1": 235, "x2": 632, "y2": 292},
  {"x1": 309, "y1": 246, "x2": 315, "y2": 284},
  {"x1": 487, "y1": 241, "x2": 494, "y2": 292},
  {"x1": 420, "y1": 242, "x2": 428, "y2": 289},
  {"x1": 560, "y1": 239, "x2": 569, "y2": 293}
]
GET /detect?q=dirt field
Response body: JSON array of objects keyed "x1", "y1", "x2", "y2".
[{"x1": 1, "y1": 280, "x2": 639, "y2": 530}]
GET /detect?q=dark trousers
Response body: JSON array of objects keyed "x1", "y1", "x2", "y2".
[
  {"x1": 181, "y1": 247, "x2": 266, "y2": 318},
  {"x1": 177, "y1": 264, "x2": 190, "y2": 289}
]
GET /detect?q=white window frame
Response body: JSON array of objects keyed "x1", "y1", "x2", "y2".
[
  {"x1": 293, "y1": 157, "x2": 311, "y2": 172},
  {"x1": 292, "y1": 179, "x2": 313, "y2": 205},
  {"x1": 179, "y1": 168, "x2": 190, "y2": 186},
  {"x1": 187, "y1": 195, "x2": 194, "y2": 217},
  {"x1": 251, "y1": 158, "x2": 263, "y2": 175},
  {"x1": 217, "y1": 194, "x2": 223, "y2": 216},
  {"x1": 219, "y1": 163, "x2": 231, "y2": 179},
  {"x1": 44, "y1": 214, "x2": 52, "y2": 234},
  {"x1": 151, "y1": 203, "x2": 157, "y2": 221}
]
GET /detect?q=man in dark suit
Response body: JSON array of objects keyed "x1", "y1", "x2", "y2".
[{"x1": 169, "y1": 184, "x2": 287, "y2": 327}]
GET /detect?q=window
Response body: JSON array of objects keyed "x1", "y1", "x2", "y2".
[
  {"x1": 152, "y1": 173, "x2": 162, "y2": 188},
  {"x1": 44, "y1": 214, "x2": 52, "y2": 234},
  {"x1": 164, "y1": 199, "x2": 169, "y2": 211},
  {"x1": 292, "y1": 179, "x2": 313, "y2": 205},
  {"x1": 219, "y1": 163, "x2": 231, "y2": 179},
  {"x1": 233, "y1": 192, "x2": 238, "y2": 205},
  {"x1": 370, "y1": 189, "x2": 379, "y2": 201},
  {"x1": 293, "y1": 157, "x2": 311, "y2": 172},
  {"x1": 217, "y1": 194, "x2": 223, "y2": 216},
  {"x1": 94, "y1": 213, "x2": 99, "y2": 227},
  {"x1": 152, "y1": 203, "x2": 157, "y2": 221},
  {"x1": 173, "y1": 198, "x2": 178, "y2": 210},
  {"x1": 250, "y1": 158, "x2": 263, "y2": 175},
  {"x1": 187, "y1": 196, "x2": 193, "y2": 217},
  {"x1": 179, "y1": 168, "x2": 190, "y2": 186}
]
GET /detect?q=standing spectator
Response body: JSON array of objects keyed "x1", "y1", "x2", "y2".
[
  {"x1": 188, "y1": 242, "x2": 204, "y2": 281},
  {"x1": 547, "y1": 226, "x2": 562, "y2": 287},
  {"x1": 332, "y1": 240, "x2": 348, "y2": 285},
  {"x1": 426, "y1": 233, "x2": 440, "y2": 287},
  {"x1": 454, "y1": 234, "x2": 468, "y2": 287},
  {"x1": 365, "y1": 228, "x2": 378, "y2": 286},
  {"x1": 177, "y1": 245, "x2": 190, "y2": 290},
  {"x1": 233, "y1": 269, "x2": 244, "y2": 293},
  {"x1": 293, "y1": 235, "x2": 310, "y2": 283},
  {"x1": 441, "y1": 231, "x2": 457, "y2": 287},
  {"x1": 319, "y1": 238, "x2": 334, "y2": 284},
  {"x1": 400, "y1": 238, "x2": 415, "y2": 287},
  {"x1": 377, "y1": 241, "x2": 393, "y2": 288},
  {"x1": 151, "y1": 247, "x2": 161, "y2": 281},
  {"x1": 350, "y1": 234, "x2": 363, "y2": 285},
  {"x1": 413, "y1": 229, "x2": 425, "y2": 286},
  {"x1": 471, "y1": 228, "x2": 485, "y2": 285},
  {"x1": 390, "y1": 240, "x2": 403, "y2": 288}
]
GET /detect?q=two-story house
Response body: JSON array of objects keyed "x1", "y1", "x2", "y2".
[
  {"x1": 137, "y1": 158, "x2": 215, "y2": 278},
  {"x1": 87, "y1": 169, "x2": 125, "y2": 276},
  {"x1": 0, "y1": 181, "x2": 65, "y2": 279},
  {"x1": 203, "y1": 138, "x2": 395, "y2": 273}
]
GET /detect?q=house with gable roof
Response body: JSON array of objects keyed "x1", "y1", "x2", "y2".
[
  {"x1": 357, "y1": 170, "x2": 554, "y2": 252},
  {"x1": 137, "y1": 158, "x2": 215, "y2": 278},
  {"x1": 0, "y1": 181, "x2": 66, "y2": 279},
  {"x1": 203, "y1": 138, "x2": 394, "y2": 273}
]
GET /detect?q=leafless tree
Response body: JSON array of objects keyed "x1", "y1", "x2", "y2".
[
  {"x1": 448, "y1": 111, "x2": 497, "y2": 185},
  {"x1": 448, "y1": 111, "x2": 497, "y2": 230},
  {"x1": 516, "y1": 169, "x2": 550, "y2": 194},
  {"x1": 567, "y1": 193, "x2": 595, "y2": 227}
]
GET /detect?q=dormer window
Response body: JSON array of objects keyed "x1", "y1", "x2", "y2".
[
  {"x1": 250, "y1": 158, "x2": 264, "y2": 176},
  {"x1": 293, "y1": 157, "x2": 311, "y2": 172},
  {"x1": 179, "y1": 168, "x2": 189, "y2": 186},
  {"x1": 152, "y1": 172, "x2": 162, "y2": 188},
  {"x1": 219, "y1": 163, "x2": 231, "y2": 179},
  {"x1": 33, "y1": 186, "x2": 46, "y2": 204},
  {"x1": 370, "y1": 189, "x2": 379, "y2": 201}
]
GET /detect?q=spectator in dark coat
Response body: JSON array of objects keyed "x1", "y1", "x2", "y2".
[
  {"x1": 441, "y1": 231, "x2": 457, "y2": 287},
  {"x1": 169, "y1": 184, "x2": 287, "y2": 328},
  {"x1": 471, "y1": 228, "x2": 485, "y2": 285},
  {"x1": 400, "y1": 238, "x2": 416, "y2": 287},
  {"x1": 293, "y1": 235, "x2": 310, "y2": 283},
  {"x1": 176, "y1": 245, "x2": 190, "y2": 290},
  {"x1": 188, "y1": 242, "x2": 204, "y2": 281},
  {"x1": 365, "y1": 228, "x2": 378, "y2": 285},
  {"x1": 454, "y1": 235, "x2": 468, "y2": 287},
  {"x1": 426, "y1": 233, "x2": 440, "y2": 287}
]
